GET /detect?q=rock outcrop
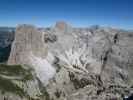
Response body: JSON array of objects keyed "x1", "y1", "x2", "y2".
[
  {"x1": 8, "y1": 24, "x2": 47, "y2": 65},
  {"x1": 2, "y1": 22, "x2": 133, "y2": 100},
  {"x1": 6, "y1": 25, "x2": 56, "y2": 99},
  {"x1": 43, "y1": 23, "x2": 133, "y2": 100}
]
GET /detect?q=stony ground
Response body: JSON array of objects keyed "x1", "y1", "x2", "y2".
[{"x1": 0, "y1": 22, "x2": 133, "y2": 100}]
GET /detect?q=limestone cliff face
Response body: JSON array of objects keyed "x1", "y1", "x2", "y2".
[
  {"x1": 43, "y1": 23, "x2": 133, "y2": 100},
  {"x1": 4, "y1": 22, "x2": 133, "y2": 100},
  {"x1": 6, "y1": 25, "x2": 55, "y2": 100},
  {"x1": 8, "y1": 24, "x2": 56, "y2": 86},
  {"x1": 8, "y1": 24, "x2": 47, "y2": 65}
]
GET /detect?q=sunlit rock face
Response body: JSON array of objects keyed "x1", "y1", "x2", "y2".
[
  {"x1": 8, "y1": 25, "x2": 47, "y2": 65},
  {"x1": 43, "y1": 23, "x2": 133, "y2": 100},
  {"x1": 55, "y1": 21, "x2": 67, "y2": 30},
  {"x1": 8, "y1": 24, "x2": 56, "y2": 85},
  {"x1": 5, "y1": 22, "x2": 133, "y2": 100}
]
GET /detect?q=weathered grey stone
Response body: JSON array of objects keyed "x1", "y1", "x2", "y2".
[
  {"x1": 8, "y1": 24, "x2": 47, "y2": 65},
  {"x1": 3, "y1": 22, "x2": 133, "y2": 100},
  {"x1": 43, "y1": 24, "x2": 133, "y2": 100}
]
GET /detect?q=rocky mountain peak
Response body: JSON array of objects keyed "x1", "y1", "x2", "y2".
[
  {"x1": 2, "y1": 23, "x2": 133, "y2": 100},
  {"x1": 54, "y1": 21, "x2": 72, "y2": 34},
  {"x1": 8, "y1": 24, "x2": 47, "y2": 65},
  {"x1": 55, "y1": 21, "x2": 68, "y2": 30}
]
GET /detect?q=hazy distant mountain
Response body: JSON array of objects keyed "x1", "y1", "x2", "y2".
[
  {"x1": 0, "y1": 27, "x2": 15, "y2": 62},
  {"x1": 0, "y1": 27, "x2": 15, "y2": 47}
]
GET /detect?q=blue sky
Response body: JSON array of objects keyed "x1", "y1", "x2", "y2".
[{"x1": 0, "y1": 0, "x2": 133, "y2": 29}]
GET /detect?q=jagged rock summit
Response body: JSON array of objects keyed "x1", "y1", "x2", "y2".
[
  {"x1": 8, "y1": 24, "x2": 56, "y2": 83},
  {"x1": 4, "y1": 22, "x2": 133, "y2": 100},
  {"x1": 8, "y1": 24, "x2": 47, "y2": 65},
  {"x1": 53, "y1": 21, "x2": 72, "y2": 34},
  {"x1": 55, "y1": 21, "x2": 68, "y2": 30}
]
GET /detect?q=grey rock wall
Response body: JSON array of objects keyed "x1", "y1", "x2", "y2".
[
  {"x1": 8, "y1": 24, "x2": 47, "y2": 65},
  {"x1": 3, "y1": 22, "x2": 133, "y2": 100}
]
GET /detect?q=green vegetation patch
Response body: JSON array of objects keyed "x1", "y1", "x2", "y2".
[
  {"x1": 0, "y1": 64, "x2": 34, "y2": 81},
  {"x1": 0, "y1": 64, "x2": 34, "y2": 97},
  {"x1": 0, "y1": 76, "x2": 27, "y2": 97}
]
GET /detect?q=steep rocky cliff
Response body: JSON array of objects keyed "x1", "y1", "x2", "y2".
[
  {"x1": 1, "y1": 22, "x2": 133, "y2": 100},
  {"x1": 42, "y1": 23, "x2": 133, "y2": 100},
  {"x1": 8, "y1": 24, "x2": 47, "y2": 65}
]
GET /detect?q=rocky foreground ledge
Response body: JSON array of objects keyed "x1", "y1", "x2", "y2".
[{"x1": 0, "y1": 22, "x2": 133, "y2": 100}]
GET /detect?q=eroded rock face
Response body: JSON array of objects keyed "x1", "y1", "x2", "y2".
[
  {"x1": 8, "y1": 24, "x2": 47, "y2": 65},
  {"x1": 5, "y1": 22, "x2": 133, "y2": 100},
  {"x1": 43, "y1": 23, "x2": 133, "y2": 100},
  {"x1": 55, "y1": 21, "x2": 68, "y2": 30},
  {"x1": 6, "y1": 25, "x2": 56, "y2": 99}
]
